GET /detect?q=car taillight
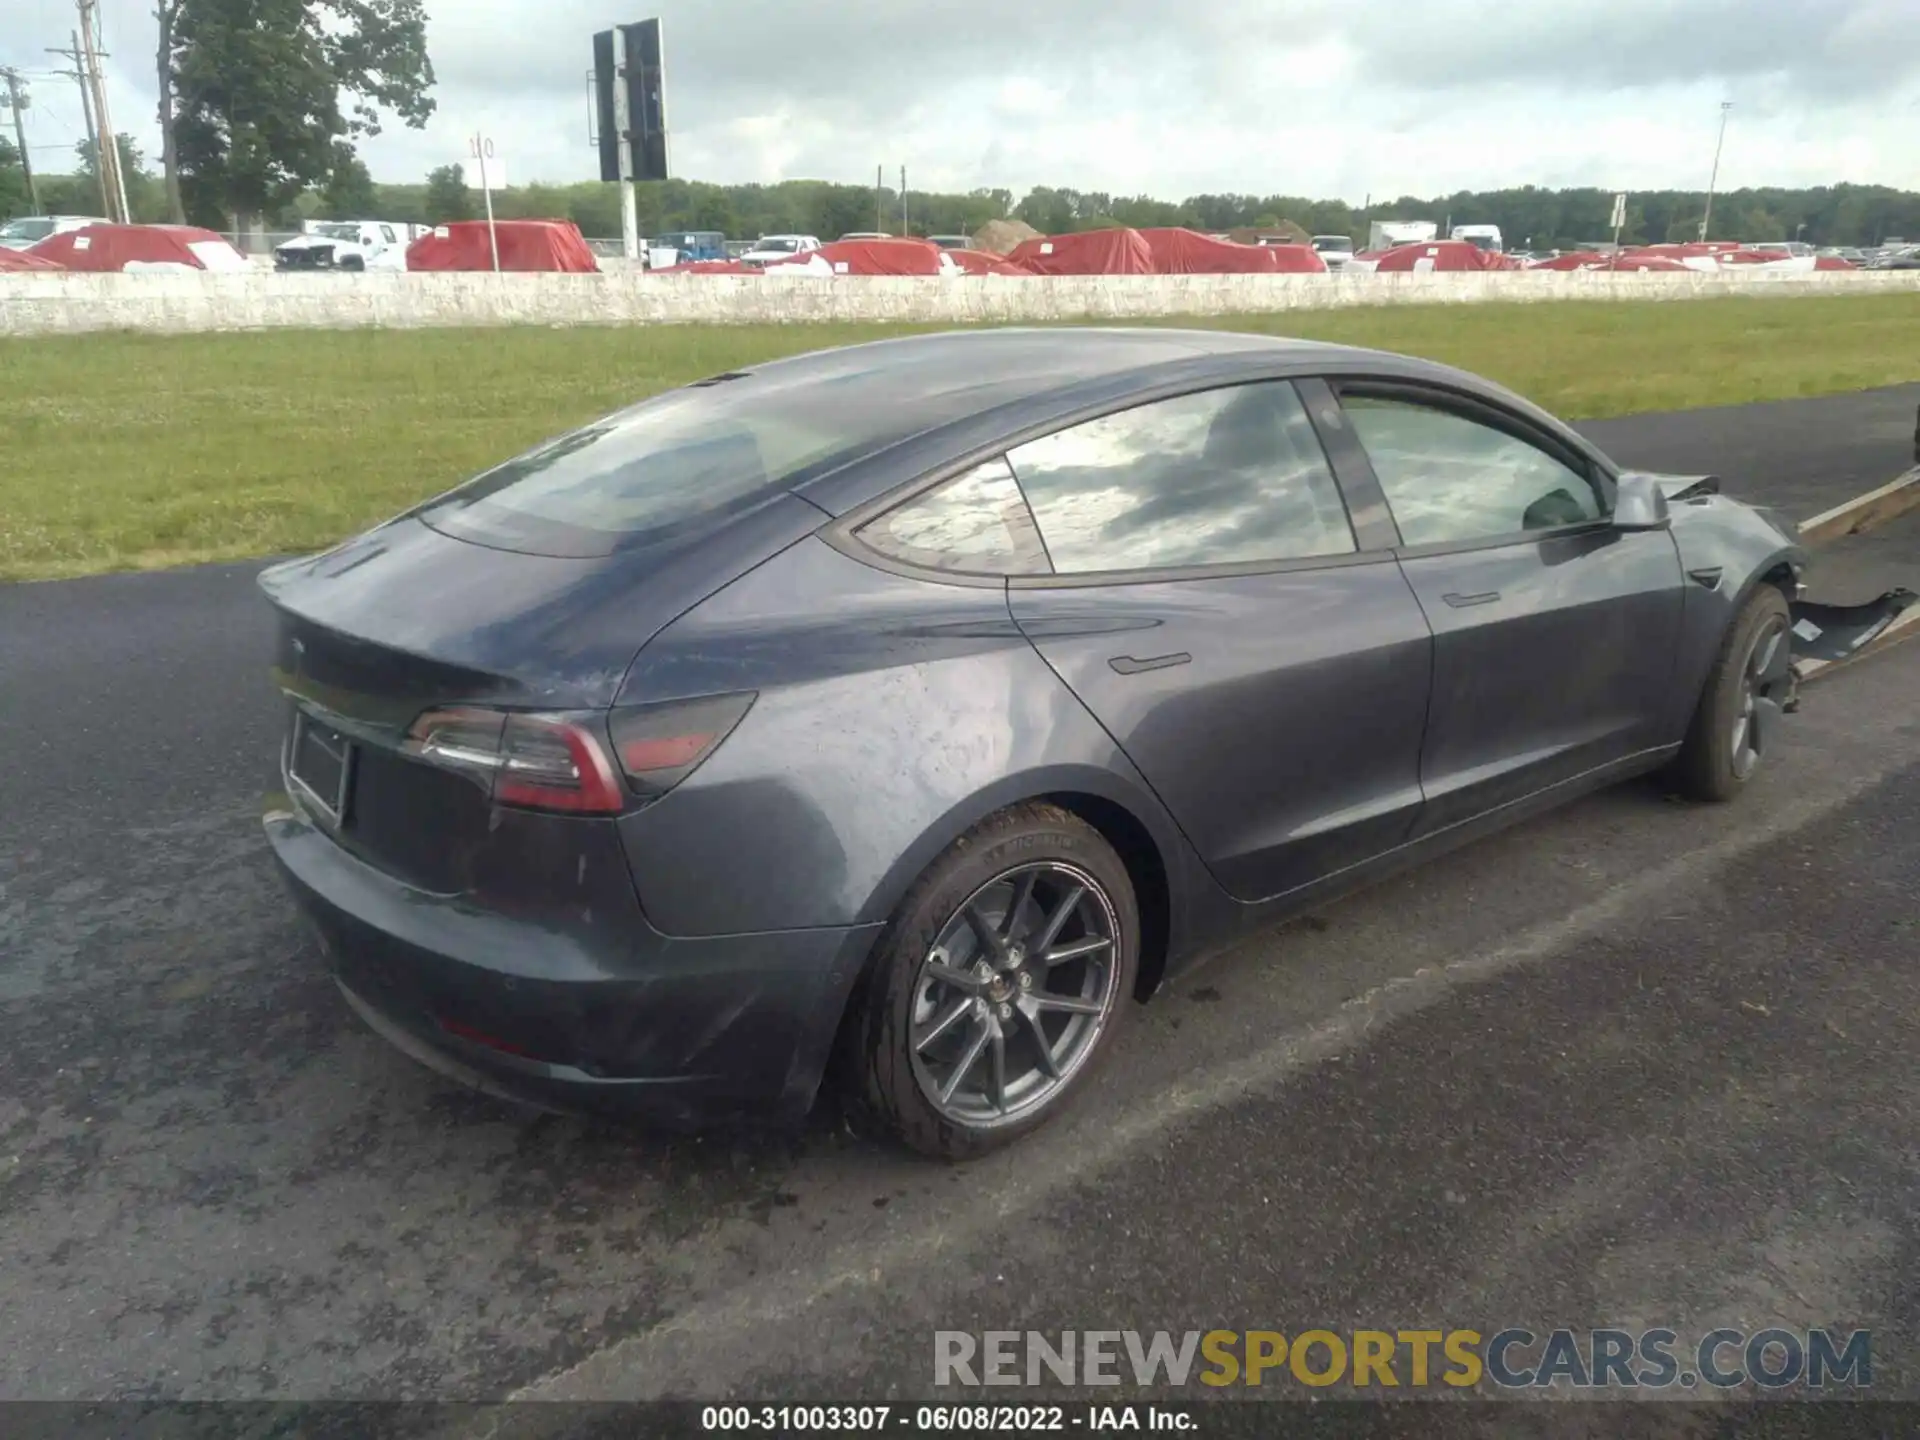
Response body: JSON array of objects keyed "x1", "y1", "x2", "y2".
[
  {"x1": 402, "y1": 693, "x2": 754, "y2": 813},
  {"x1": 403, "y1": 707, "x2": 626, "y2": 814},
  {"x1": 608, "y1": 692, "x2": 756, "y2": 798}
]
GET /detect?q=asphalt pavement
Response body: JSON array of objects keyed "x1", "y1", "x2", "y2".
[
  {"x1": 3, "y1": 385, "x2": 1919, "y2": 1408},
  {"x1": 1575, "y1": 381, "x2": 1920, "y2": 521}
]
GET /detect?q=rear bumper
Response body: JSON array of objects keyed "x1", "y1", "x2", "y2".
[{"x1": 263, "y1": 803, "x2": 881, "y2": 1129}]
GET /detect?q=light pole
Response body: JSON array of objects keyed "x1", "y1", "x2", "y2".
[{"x1": 1699, "y1": 101, "x2": 1732, "y2": 242}]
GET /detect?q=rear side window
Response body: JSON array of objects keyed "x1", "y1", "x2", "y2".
[
  {"x1": 1004, "y1": 381, "x2": 1356, "y2": 573},
  {"x1": 857, "y1": 459, "x2": 1050, "y2": 575}
]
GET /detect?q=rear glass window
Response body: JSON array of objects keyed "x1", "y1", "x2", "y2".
[
  {"x1": 857, "y1": 459, "x2": 1050, "y2": 575},
  {"x1": 417, "y1": 377, "x2": 896, "y2": 557}
]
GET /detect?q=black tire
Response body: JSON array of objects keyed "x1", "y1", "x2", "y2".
[
  {"x1": 1669, "y1": 583, "x2": 1793, "y2": 802},
  {"x1": 849, "y1": 803, "x2": 1139, "y2": 1160}
]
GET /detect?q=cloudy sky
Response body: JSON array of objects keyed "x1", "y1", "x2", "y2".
[{"x1": 6, "y1": 0, "x2": 1918, "y2": 201}]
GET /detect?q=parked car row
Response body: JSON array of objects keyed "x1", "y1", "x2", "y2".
[
  {"x1": 272, "y1": 220, "x2": 435, "y2": 271},
  {"x1": 1, "y1": 219, "x2": 603, "y2": 274},
  {"x1": 642, "y1": 231, "x2": 997, "y2": 269},
  {"x1": 12, "y1": 214, "x2": 1918, "y2": 280},
  {"x1": 1861, "y1": 243, "x2": 1920, "y2": 270}
]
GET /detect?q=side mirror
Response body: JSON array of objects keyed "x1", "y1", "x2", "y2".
[{"x1": 1610, "y1": 471, "x2": 1671, "y2": 531}]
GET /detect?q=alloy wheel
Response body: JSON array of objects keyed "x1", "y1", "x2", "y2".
[
  {"x1": 1731, "y1": 615, "x2": 1791, "y2": 780},
  {"x1": 907, "y1": 861, "x2": 1121, "y2": 1128}
]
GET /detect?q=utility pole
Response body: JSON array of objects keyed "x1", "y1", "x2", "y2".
[
  {"x1": 75, "y1": 0, "x2": 130, "y2": 222},
  {"x1": 1, "y1": 68, "x2": 38, "y2": 213},
  {"x1": 899, "y1": 164, "x2": 907, "y2": 237},
  {"x1": 1699, "y1": 101, "x2": 1732, "y2": 243},
  {"x1": 49, "y1": 37, "x2": 108, "y2": 216},
  {"x1": 875, "y1": 163, "x2": 882, "y2": 234}
]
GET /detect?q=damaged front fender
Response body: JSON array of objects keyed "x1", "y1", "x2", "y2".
[{"x1": 1790, "y1": 588, "x2": 1919, "y2": 665}]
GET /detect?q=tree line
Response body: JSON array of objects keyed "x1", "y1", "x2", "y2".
[
  {"x1": 0, "y1": 0, "x2": 435, "y2": 229},
  {"x1": 8, "y1": 136, "x2": 1918, "y2": 252}
]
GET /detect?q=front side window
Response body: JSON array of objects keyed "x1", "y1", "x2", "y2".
[
  {"x1": 1003, "y1": 381, "x2": 1356, "y2": 574},
  {"x1": 857, "y1": 459, "x2": 1049, "y2": 575},
  {"x1": 1340, "y1": 393, "x2": 1604, "y2": 547}
]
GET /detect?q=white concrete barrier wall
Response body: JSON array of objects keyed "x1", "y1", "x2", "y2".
[{"x1": 5, "y1": 267, "x2": 1919, "y2": 337}]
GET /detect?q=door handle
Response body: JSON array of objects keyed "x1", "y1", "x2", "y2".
[
  {"x1": 1109, "y1": 652, "x2": 1191, "y2": 675},
  {"x1": 1441, "y1": 590, "x2": 1501, "y2": 608}
]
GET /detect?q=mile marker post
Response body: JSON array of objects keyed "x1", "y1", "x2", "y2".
[{"x1": 473, "y1": 133, "x2": 502, "y2": 273}]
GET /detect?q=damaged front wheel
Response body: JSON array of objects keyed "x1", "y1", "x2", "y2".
[{"x1": 1669, "y1": 585, "x2": 1793, "y2": 802}]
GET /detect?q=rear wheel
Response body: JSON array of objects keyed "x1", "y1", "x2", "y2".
[
  {"x1": 851, "y1": 804, "x2": 1138, "y2": 1159},
  {"x1": 1669, "y1": 584, "x2": 1792, "y2": 802}
]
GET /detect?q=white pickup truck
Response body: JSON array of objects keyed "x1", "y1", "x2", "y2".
[
  {"x1": 273, "y1": 221, "x2": 412, "y2": 271},
  {"x1": 0, "y1": 214, "x2": 111, "y2": 251}
]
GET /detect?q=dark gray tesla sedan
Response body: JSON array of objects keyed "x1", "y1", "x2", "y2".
[{"x1": 261, "y1": 327, "x2": 1904, "y2": 1157}]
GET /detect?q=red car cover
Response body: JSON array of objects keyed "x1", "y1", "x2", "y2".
[
  {"x1": 1528, "y1": 251, "x2": 1609, "y2": 270},
  {"x1": 945, "y1": 248, "x2": 1035, "y2": 276},
  {"x1": 1636, "y1": 242, "x2": 1741, "y2": 257},
  {"x1": 405, "y1": 220, "x2": 599, "y2": 273},
  {"x1": 27, "y1": 224, "x2": 245, "y2": 272},
  {"x1": 0, "y1": 247, "x2": 63, "y2": 272},
  {"x1": 765, "y1": 238, "x2": 947, "y2": 275},
  {"x1": 1713, "y1": 249, "x2": 1822, "y2": 267},
  {"x1": 1252, "y1": 243, "x2": 1330, "y2": 274},
  {"x1": 1007, "y1": 228, "x2": 1156, "y2": 275},
  {"x1": 1372, "y1": 240, "x2": 1516, "y2": 272},
  {"x1": 1133, "y1": 227, "x2": 1327, "y2": 274},
  {"x1": 1583, "y1": 253, "x2": 1693, "y2": 272}
]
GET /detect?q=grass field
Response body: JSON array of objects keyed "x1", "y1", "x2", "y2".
[{"x1": 5, "y1": 293, "x2": 1920, "y2": 582}]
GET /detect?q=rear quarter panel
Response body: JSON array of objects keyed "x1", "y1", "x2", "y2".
[{"x1": 613, "y1": 538, "x2": 1204, "y2": 941}]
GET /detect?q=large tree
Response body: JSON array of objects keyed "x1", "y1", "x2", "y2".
[
  {"x1": 77, "y1": 133, "x2": 165, "y2": 222},
  {"x1": 319, "y1": 143, "x2": 377, "y2": 217},
  {"x1": 423, "y1": 163, "x2": 471, "y2": 223},
  {"x1": 164, "y1": 0, "x2": 433, "y2": 230},
  {"x1": 0, "y1": 136, "x2": 29, "y2": 221},
  {"x1": 155, "y1": 0, "x2": 187, "y2": 221}
]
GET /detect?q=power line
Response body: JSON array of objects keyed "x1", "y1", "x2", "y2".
[
  {"x1": 45, "y1": 3, "x2": 129, "y2": 222},
  {"x1": 45, "y1": 39, "x2": 109, "y2": 217}
]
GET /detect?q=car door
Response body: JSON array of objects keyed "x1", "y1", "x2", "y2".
[
  {"x1": 996, "y1": 379, "x2": 1435, "y2": 905},
  {"x1": 1328, "y1": 381, "x2": 1686, "y2": 837}
]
